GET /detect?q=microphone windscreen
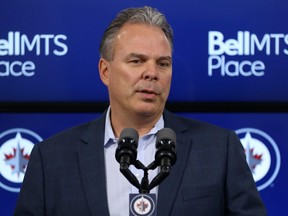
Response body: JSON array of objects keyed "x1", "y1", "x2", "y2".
[
  {"x1": 119, "y1": 128, "x2": 139, "y2": 143},
  {"x1": 156, "y1": 128, "x2": 176, "y2": 145}
]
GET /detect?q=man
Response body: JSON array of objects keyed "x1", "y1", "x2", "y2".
[{"x1": 14, "y1": 6, "x2": 266, "y2": 216}]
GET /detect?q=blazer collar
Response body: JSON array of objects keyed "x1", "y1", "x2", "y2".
[
  {"x1": 156, "y1": 110, "x2": 193, "y2": 216},
  {"x1": 77, "y1": 112, "x2": 110, "y2": 216}
]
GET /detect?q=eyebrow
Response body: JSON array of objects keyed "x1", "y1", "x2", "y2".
[{"x1": 126, "y1": 53, "x2": 172, "y2": 61}]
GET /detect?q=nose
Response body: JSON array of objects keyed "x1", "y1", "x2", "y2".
[{"x1": 142, "y1": 62, "x2": 158, "y2": 81}]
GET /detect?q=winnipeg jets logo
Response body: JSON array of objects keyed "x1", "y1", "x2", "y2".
[
  {"x1": 130, "y1": 194, "x2": 156, "y2": 216},
  {"x1": 0, "y1": 128, "x2": 42, "y2": 192},
  {"x1": 236, "y1": 128, "x2": 281, "y2": 191}
]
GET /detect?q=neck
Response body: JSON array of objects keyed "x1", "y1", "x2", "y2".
[{"x1": 110, "y1": 108, "x2": 163, "y2": 138}]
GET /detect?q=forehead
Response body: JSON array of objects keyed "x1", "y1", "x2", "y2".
[{"x1": 113, "y1": 23, "x2": 172, "y2": 55}]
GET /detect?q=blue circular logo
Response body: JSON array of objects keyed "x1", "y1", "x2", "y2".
[
  {"x1": 236, "y1": 128, "x2": 281, "y2": 191},
  {"x1": 130, "y1": 194, "x2": 156, "y2": 216},
  {"x1": 0, "y1": 128, "x2": 42, "y2": 192}
]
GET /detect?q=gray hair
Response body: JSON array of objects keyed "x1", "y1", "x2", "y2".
[{"x1": 99, "y1": 6, "x2": 173, "y2": 60}]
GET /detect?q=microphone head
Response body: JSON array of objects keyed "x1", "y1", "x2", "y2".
[
  {"x1": 155, "y1": 128, "x2": 177, "y2": 167},
  {"x1": 156, "y1": 128, "x2": 176, "y2": 147},
  {"x1": 119, "y1": 128, "x2": 139, "y2": 147},
  {"x1": 116, "y1": 128, "x2": 139, "y2": 165}
]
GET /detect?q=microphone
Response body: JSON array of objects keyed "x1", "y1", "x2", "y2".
[
  {"x1": 155, "y1": 128, "x2": 177, "y2": 168},
  {"x1": 115, "y1": 128, "x2": 139, "y2": 168},
  {"x1": 148, "y1": 128, "x2": 177, "y2": 191},
  {"x1": 115, "y1": 128, "x2": 141, "y2": 189}
]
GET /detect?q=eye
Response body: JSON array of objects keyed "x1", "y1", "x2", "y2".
[
  {"x1": 129, "y1": 59, "x2": 142, "y2": 64},
  {"x1": 158, "y1": 61, "x2": 171, "y2": 68}
]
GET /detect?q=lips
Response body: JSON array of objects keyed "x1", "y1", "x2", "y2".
[
  {"x1": 138, "y1": 89, "x2": 159, "y2": 95},
  {"x1": 136, "y1": 86, "x2": 162, "y2": 96},
  {"x1": 135, "y1": 83, "x2": 162, "y2": 99}
]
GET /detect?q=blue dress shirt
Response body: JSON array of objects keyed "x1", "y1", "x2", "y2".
[{"x1": 104, "y1": 108, "x2": 163, "y2": 216}]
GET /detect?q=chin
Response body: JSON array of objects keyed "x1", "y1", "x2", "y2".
[{"x1": 135, "y1": 104, "x2": 163, "y2": 117}]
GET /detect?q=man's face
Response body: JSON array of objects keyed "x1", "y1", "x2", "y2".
[{"x1": 99, "y1": 23, "x2": 172, "y2": 117}]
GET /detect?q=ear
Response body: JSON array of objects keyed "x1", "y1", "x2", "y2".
[{"x1": 98, "y1": 58, "x2": 110, "y2": 86}]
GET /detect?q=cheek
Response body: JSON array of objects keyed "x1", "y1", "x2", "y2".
[
  {"x1": 108, "y1": 66, "x2": 125, "y2": 84},
  {"x1": 108, "y1": 68, "x2": 137, "y2": 94},
  {"x1": 114, "y1": 70, "x2": 140, "y2": 87},
  {"x1": 161, "y1": 74, "x2": 172, "y2": 97},
  {"x1": 161, "y1": 73, "x2": 172, "y2": 87},
  {"x1": 110, "y1": 73, "x2": 133, "y2": 87}
]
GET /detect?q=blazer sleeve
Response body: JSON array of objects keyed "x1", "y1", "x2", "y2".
[
  {"x1": 225, "y1": 130, "x2": 267, "y2": 215},
  {"x1": 13, "y1": 144, "x2": 45, "y2": 216}
]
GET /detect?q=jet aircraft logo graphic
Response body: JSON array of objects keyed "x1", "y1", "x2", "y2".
[
  {"x1": 130, "y1": 194, "x2": 156, "y2": 216},
  {"x1": 236, "y1": 128, "x2": 281, "y2": 191},
  {"x1": 0, "y1": 128, "x2": 43, "y2": 192}
]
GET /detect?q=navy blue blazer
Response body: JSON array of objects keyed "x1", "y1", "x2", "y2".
[{"x1": 14, "y1": 110, "x2": 266, "y2": 216}]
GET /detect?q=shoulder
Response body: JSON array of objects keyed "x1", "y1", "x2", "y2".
[
  {"x1": 164, "y1": 110, "x2": 234, "y2": 136},
  {"x1": 36, "y1": 114, "x2": 105, "y2": 150}
]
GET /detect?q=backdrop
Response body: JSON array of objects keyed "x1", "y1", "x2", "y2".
[
  {"x1": 0, "y1": 0, "x2": 287, "y2": 102},
  {"x1": 0, "y1": 113, "x2": 286, "y2": 215},
  {"x1": 0, "y1": 0, "x2": 287, "y2": 215}
]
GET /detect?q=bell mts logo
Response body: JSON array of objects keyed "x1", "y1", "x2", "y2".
[
  {"x1": 0, "y1": 128, "x2": 43, "y2": 192},
  {"x1": 236, "y1": 128, "x2": 281, "y2": 191}
]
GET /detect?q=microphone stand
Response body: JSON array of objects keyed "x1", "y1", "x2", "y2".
[
  {"x1": 125, "y1": 159, "x2": 171, "y2": 194},
  {"x1": 146, "y1": 161, "x2": 170, "y2": 193},
  {"x1": 119, "y1": 161, "x2": 141, "y2": 190}
]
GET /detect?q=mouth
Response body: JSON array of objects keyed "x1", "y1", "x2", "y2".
[
  {"x1": 138, "y1": 89, "x2": 159, "y2": 95},
  {"x1": 136, "y1": 88, "x2": 160, "y2": 100}
]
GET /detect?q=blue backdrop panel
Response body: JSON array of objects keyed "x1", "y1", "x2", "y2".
[
  {"x1": 0, "y1": 0, "x2": 287, "y2": 102},
  {"x1": 0, "y1": 112, "x2": 287, "y2": 215},
  {"x1": 0, "y1": 113, "x2": 100, "y2": 216},
  {"x1": 181, "y1": 112, "x2": 287, "y2": 216}
]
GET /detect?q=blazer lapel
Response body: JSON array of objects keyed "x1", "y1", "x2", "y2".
[
  {"x1": 76, "y1": 110, "x2": 192, "y2": 216},
  {"x1": 157, "y1": 110, "x2": 193, "y2": 216},
  {"x1": 77, "y1": 114, "x2": 110, "y2": 216}
]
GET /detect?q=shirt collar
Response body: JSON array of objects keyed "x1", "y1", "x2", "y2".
[
  {"x1": 104, "y1": 106, "x2": 164, "y2": 147},
  {"x1": 104, "y1": 106, "x2": 117, "y2": 146}
]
